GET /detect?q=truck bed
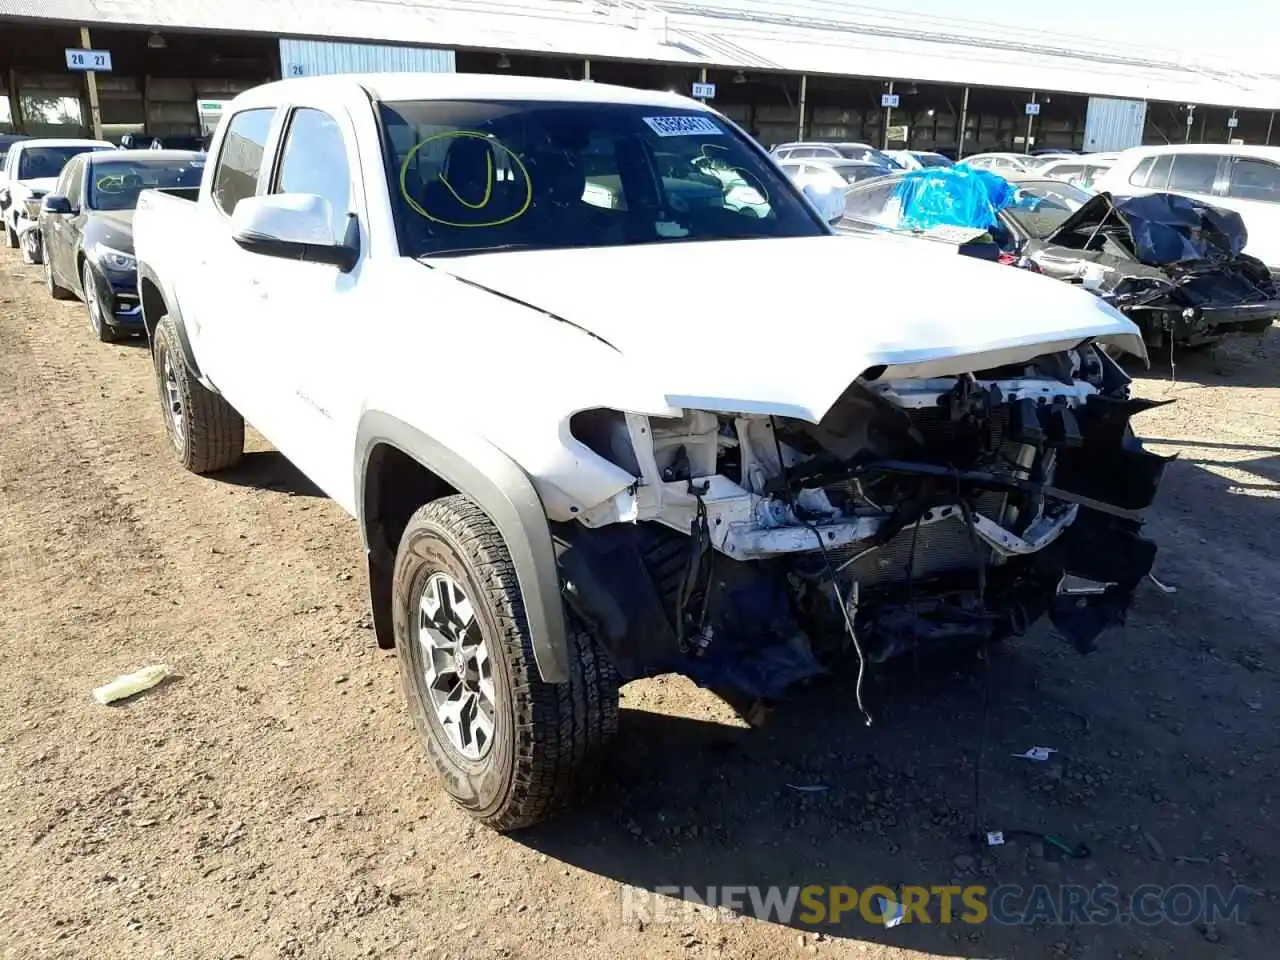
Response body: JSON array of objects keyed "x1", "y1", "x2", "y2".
[
  {"x1": 134, "y1": 186, "x2": 202, "y2": 301},
  {"x1": 143, "y1": 186, "x2": 201, "y2": 204}
]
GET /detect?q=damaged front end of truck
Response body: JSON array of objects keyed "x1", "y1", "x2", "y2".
[{"x1": 556, "y1": 341, "x2": 1170, "y2": 706}]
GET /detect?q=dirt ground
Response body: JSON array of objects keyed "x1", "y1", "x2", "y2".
[{"x1": 1, "y1": 245, "x2": 1277, "y2": 960}]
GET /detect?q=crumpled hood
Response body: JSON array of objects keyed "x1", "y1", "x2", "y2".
[
  {"x1": 428, "y1": 235, "x2": 1147, "y2": 422},
  {"x1": 1044, "y1": 191, "x2": 1249, "y2": 265}
]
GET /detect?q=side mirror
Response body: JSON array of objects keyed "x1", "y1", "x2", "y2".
[
  {"x1": 230, "y1": 193, "x2": 359, "y2": 272},
  {"x1": 803, "y1": 182, "x2": 847, "y2": 225},
  {"x1": 42, "y1": 195, "x2": 74, "y2": 215}
]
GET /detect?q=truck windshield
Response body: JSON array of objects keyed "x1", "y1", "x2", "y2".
[
  {"x1": 88, "y1": 155, "x2": 206, "y2": 211},
  {"x1": 18, "y1": 145, "x2": 110, "y2": 181},
  {"x1": 378, "y1": 99, "x2": 826, "y2": 257}
]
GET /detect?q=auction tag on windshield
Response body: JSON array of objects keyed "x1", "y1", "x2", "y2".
[{"x1": 643, "y1": 115, "x2": 723, "y2": 137}]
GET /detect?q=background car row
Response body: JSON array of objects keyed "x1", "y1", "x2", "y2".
[
  {"x1": 0, "y1": 138, "x2": 207, "y2": 341},
  {"x1": 9, "y1": 126, "x2": 1280, "y2": 359},
  {"x1": 831, "y1": 160, "x2": 1280, "y2": 349}
]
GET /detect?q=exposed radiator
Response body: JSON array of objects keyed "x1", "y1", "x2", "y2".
[
  {"x1": 829, "y1": 406, "x2": 1033, "y2": 587},
  {"x1": 835, "y1": 492, "x2": 1004, "y2": 586}
]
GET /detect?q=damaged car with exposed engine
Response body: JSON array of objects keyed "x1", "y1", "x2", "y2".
[{"x1": 134, "y1": 74, "x2": 1171, "y2": 832}]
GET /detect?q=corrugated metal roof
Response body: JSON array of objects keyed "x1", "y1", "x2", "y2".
[
  {"x1": 279, "y1": 38, "x2": 455, "y2": 76},
  {"x1": 6, "y1": 0, "x2": 1280, "y2": 110}
]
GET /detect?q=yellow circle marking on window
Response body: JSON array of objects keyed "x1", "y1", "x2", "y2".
[
  {"x1": 692, "y1": 141, "x2": 769, "y2": 205},
  {"x1": 399, "y1": 131, "x2": 533, "y2": 228},
  {"x1": 96, "y1": 173, "x2": 127, "y2": 194}
]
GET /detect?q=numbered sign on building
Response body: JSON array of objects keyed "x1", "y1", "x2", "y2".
[
  {"x1": 691, "y1": 82, "x2": 716, "y2": 99},
  {"x1": 1025, "y1": 102, "x2": 1041, "y2": 116},
  {"x1": 65, "y1": 48, "x2": 112, "y2": 72},
  {"x1": 881, "y1": 93, "x2": 900, "y2": 108}
]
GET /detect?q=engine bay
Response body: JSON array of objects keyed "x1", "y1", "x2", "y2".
[{"x1": 559, "y1": 342, "x2": 1170, "y2": 708}]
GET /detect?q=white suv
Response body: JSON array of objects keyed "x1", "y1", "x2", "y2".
[
  {"x1": 0, "y1": 137, "x2": 115, "y2": 249},
  {"x1": 1093, "y1": 144, "x2": 1280, "y2": 272}
]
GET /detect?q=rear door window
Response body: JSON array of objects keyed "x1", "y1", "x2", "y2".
[
  {"x1": 1167, "y1": 154, "x2": 1222, "y2": 195},
  {"x1": 1227, "y1": 158, "x2": 1280, "y2": 202},
  {"x1": 1144, "y1": 154, "x2": 1173, "y2": 190},
  {"x1": 211, "y1": 107, "x2": 276, "y2": 217},
  {"x1": 1128, "y1": 156, "x2": 1155, "y2": 187}
]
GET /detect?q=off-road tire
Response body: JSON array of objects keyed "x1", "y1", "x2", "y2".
[
  {"x1": 152, "y1": 314, "x2": 244, "y2": 474},
  {"x1": 394, "y1": 495, "x2": 619, "y2": 831},
  {"x1": 45, "y1": 257, "x2": 74, "y2": 301}
]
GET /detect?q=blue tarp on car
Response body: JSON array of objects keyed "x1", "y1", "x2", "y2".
[{"x1": 892, "y1": 166, "x2": 1017, "y2": 231}]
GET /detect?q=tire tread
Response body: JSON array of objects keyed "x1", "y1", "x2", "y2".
[
  {"x1": 401, "y1": 495, "x2": 618, "y2": 831},
  {"x1": 153, "y1": 315, "x2": 244, "y2": 474}
]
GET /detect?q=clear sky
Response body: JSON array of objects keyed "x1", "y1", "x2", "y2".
[{"x1": 892, "y1": 0, "x2": 1276, "y2": 65}]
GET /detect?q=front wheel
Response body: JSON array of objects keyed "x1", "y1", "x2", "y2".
[
  {"x1": 394, "y1": 495, "x2": 619, "y2": 831},
  {"x1": 152, "y1": 314, "x2": 244, "y2": 473},
  {"x1": 20, "y1": 227, "x2": 42, "y2": 265},
  {"x1": 83, "y1": 261, "x2": 121, "y2": 342}
]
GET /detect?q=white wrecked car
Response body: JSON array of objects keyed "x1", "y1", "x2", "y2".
[{"x1": 133, "y1": 74, "x2": 1169, "y2": 831}]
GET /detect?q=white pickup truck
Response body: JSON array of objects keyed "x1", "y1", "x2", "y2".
[{"x1": 133, "y1": 73, "x2": 1168, "y2": 831}]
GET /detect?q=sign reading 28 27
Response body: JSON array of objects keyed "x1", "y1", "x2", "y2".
[{"x1": 65, "y1": 48, "x2": 113, "y2": 72}]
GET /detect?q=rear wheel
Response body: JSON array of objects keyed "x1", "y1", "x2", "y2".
[
  {"x1": 152, "y1": 314, "x2": 244, "y2": 474},
  {"x1": 394, "y1": 495, "x2": 619, "y2": 831}
]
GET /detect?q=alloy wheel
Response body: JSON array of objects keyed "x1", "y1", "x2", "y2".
[
  {"x1": 416, "y1": 572, "x2": 497, "y2": 761},
  {"x1": 161, "y1": 352, "x2": 185, "y2": 447},
  {"x1": 83, "y1": 263, "x2": 102, "y2": 335}
]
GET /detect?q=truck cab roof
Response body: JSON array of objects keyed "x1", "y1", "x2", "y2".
[{"x1": 231, "y1": 72, "x2": 709, "y2": 110}]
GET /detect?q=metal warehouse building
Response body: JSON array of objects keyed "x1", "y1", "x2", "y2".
[{"x1": 4, "y1": 0, "x2": 1280, "y2": 155}]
